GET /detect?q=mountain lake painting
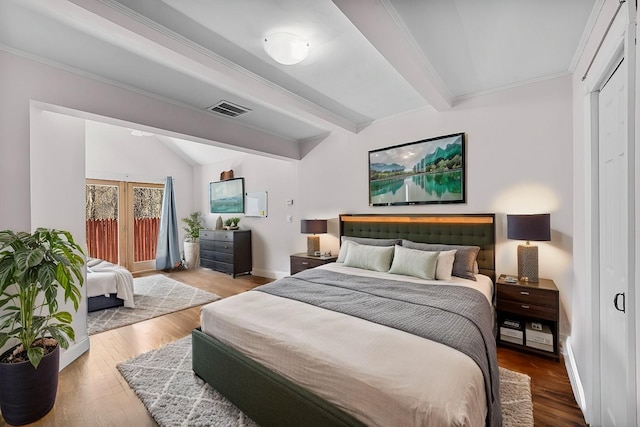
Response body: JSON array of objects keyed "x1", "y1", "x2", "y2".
[{"x1": 369, "y1": 133, "x2": 465, "y2": 205}]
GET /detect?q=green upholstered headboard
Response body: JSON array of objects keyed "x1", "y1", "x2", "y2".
[{"x1": 339, "y1": 213, "x2": 496, "y2": 283}]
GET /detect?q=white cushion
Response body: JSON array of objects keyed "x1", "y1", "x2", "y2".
[
  {"x1": 388, "y1": 245, "x2": 439, "y2": 280},
  {"x1": 343, "y1": 243, "x2": 394, "y2": 272},
  {"x1": 435, "y1": 250, "x2": 457, "y2": 280}
]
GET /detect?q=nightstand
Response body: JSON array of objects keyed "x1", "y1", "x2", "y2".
[
  {"x1": 496, "y1": 274, "x2": 560, "y2": 360},
  {"x1": 290, "y1": 253, "x2": 337, "y2": 275}
]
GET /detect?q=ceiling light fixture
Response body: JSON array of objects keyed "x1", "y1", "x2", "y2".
[{"x1": 264, "y1": 32, "x2": 309, "y2": 65}]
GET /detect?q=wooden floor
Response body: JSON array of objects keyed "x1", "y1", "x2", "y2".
[{"x1": 4, "y1": 268, "x2": 587, "y2": 427}]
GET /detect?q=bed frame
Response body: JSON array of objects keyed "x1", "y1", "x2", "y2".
[
  {"x1": 87, "y1": 293, "x2": 124, "y2": 312},
  {"x1": 192, "y1": 213, "x2": 495, "y2": 427}
]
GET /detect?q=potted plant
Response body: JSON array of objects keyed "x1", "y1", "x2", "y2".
[
  {"x1": 0, "y1": 228, "x2": 84, "y2": 425},
  {"x1": 181, "y1": 211, "x2": 203, "y2": 269},
  {"x1": 224, "y1": 217, "x2": 241, "y2": 230}
]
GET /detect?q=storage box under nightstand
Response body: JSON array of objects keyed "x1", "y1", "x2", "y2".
[
  {"x1": 525, "y1": 322, "x2": 554, "y2": 352},
  {"x1": 500, "y1": 319, "x2": 524, "y2": 345}
]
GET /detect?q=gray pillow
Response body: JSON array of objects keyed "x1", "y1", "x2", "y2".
[
  {"x1": 388, "y1": 245, "x2": 439, "y2": 280},
  {"x1": 337, "y1": 236, "x2": 401, "y2": 263},
  {"x1": 343, "y1": 243, "x2": 394, "y2": 272},
  {"x1": 401, "y1": 240, "x2": 480, "y2": 281}
]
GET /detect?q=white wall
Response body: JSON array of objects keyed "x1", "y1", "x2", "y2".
[
  {"x1": 197, "y1": 155, "x2": 300, "y2": 278},
  {"x1": 29, "y1": 108, "x2": 90, "y2": 370},
  {"x1": 299, "y1": 76, "x2": 574, "y2": 341}
]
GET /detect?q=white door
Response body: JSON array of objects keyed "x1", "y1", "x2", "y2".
[{"x1": 598, "y1": 59, "x2": 631, "y2": 427}]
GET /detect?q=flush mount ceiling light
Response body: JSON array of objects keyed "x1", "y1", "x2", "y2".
[{"x1": 264, "y1": 32, "x2": 309, "y2": 65}]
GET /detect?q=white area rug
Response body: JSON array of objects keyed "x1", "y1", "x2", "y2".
[
  {"x1": 87, "y1": 275, "x2": 220, "y2": 335},
  {"x1": 118, "y1": 336, "x2": 534, "y2": 427}
]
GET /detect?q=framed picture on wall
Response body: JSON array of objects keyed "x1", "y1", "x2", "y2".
[{"x1": 369, "y1": 133, "x2": 466, "y2": 206}]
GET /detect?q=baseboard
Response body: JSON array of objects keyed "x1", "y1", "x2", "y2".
[
  {"x1": 564, "y1": 336, "x2": 589, "y2": 423},
  {"x1": 60, "y1": 336, "x2": 90, "y2": 371},
  {"x1": 251, "y1": 268, "x2": 288, "y2": 280}
]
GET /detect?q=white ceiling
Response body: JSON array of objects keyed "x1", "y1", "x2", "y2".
[{"x1": 0, "y1": 0, "x2": 598, "y2": 160}]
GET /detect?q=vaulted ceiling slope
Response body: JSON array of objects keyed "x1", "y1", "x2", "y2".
[{"x1": 0, "y1": 0, "x2": 597, "y2": 157}]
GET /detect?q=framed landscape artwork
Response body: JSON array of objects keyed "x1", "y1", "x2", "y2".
[{"x1": 369, "y1": 133, "x2": 466, "y2": 206}]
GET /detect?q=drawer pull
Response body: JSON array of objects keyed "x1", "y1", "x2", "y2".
[
  {"x1": 302, "y1": 262, "x2": 310, "y2": 265},
  {"x1": 520, "y1": 291, "x2": 529, "y2": 295},
  {"x1": 521, "y1": 305, "x2": 529, "y2": 309}
]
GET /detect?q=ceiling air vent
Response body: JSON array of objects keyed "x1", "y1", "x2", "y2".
[{"x1": 207, "y1": 101, "x2": 251, "y2": 118}]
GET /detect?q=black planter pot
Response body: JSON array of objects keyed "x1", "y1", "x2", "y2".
[{"x1": 0, "y1": 344, "x2": 60, "y2": 426}]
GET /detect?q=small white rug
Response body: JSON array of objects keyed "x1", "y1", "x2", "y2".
[
  {"x1": 87, "y1": 275, "x2": 220, "y2": 335},
  {"x1": 118, "y1": 336, "x2": 534, "y2": 427}
]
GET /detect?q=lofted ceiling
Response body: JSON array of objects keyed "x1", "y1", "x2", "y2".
[{"x1": 0, "y1": 0, "x2": 598, "y2": 160}]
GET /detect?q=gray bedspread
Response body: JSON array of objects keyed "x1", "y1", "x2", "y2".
[{"x1": 256, "y1": 268, "x2": 501, "y2": 427}]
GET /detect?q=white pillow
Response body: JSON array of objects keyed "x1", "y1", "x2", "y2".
[
  {"x1": 388, "y1": 245, "x2": 439, "y2": 280},
  {"x1": 343, "y1": 243, "x2": 394, "y2": 272},
  {"x1": 435, "y1": 250, "x2": 457, "y2": 280},
  {"x1": 337, "y1": 239, "x2": 352, "y2": 263}
]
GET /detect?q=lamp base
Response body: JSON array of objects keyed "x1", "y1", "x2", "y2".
[
  {"x1": 517, "y1": 244, "x2": 539, "y2": 282},
  {"x1": 307, "y1": 235, "x2": 320, "y2": 256}
]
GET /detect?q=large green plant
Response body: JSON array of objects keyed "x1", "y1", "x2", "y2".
[
  {"x1": 181, "y1": 211, "x2": 203, "y2": 242},
  {"x1": 0, "y1": 228, "x2": 84, "y2": 368}
]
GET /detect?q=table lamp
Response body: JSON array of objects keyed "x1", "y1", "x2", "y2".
[
  {"x1": 301, "y1": 219, "x2": 327, "y2": 256},
  {"x1": 507, "y1": 213, "x2": 551, "y2": 282}
]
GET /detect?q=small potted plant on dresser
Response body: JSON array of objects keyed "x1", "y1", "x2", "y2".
[
  {"x1": 181, "y1": 211, "x2": 203, "y2": 269},
  {"x1": 224, "y1": 217, "x2": 241, "y2": 230},
  {"x1": 0, "y1": 228, "x2": 85, "y2": 425}
]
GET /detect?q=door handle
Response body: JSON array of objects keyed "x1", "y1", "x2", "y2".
[{"x1": 614, "y1": 292, "x2": 626, "y2": 313}]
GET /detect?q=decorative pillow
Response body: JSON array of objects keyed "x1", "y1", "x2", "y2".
[
  {"x1": 435, "y1": 249, "x2": 457, "y2": 280},
  {"x1": 401, "y1": 240, "x2": 480, "y2": 281},
  {"x1": 336, "y1": 240, "x2": 352, "y2": 263},
  {"x1": 337, "y1": 236, "x2": 401, "y2": 263},
  {"x1": 388, "y1": 245, "x2": 439, "y2": 280},
  {"x1": 343, "y1": 243, "x2": 395, "y2": 272}
]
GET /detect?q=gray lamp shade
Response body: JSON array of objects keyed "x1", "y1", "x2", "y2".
[
  {"x1": 301, "y1": 219, "x2": 327, "y2": 235},
  {"x1": 507, "y1": 214, "x2": 551, "y2": 242}
]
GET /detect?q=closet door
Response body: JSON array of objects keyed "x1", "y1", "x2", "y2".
[{"x1": 598, "y1": 59, "x2": 631, "y2": 427}]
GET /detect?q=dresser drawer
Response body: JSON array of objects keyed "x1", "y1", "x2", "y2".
[
  {"x1": 497, "y1": 285, "x2": 558, "y2": 308},
  {"x1": 200, "y1": 229, "x2": 215, "y2": 240},
  {"x1": 214, "y1": 231, "x2": 235, "y2": 242},
  {"x1": 200, "y1": 258, "x2": 216, "y2": 270},
  {"x1": 214, "y1": 261, "x2": 234, "y2": 275},
  {"x1": 200, "y1": 249, "x2": 216, "y2": 260},
  {"x1": 200, "y1": 240, "x2": 216, "y2": 251},
  {"x1": 497, "y1": 299, "x2": 558, "y2": 321},
  {"x1": 214, "y1": 251, "x2": 234, "y2": 264},
  {"x1": 214, "y1": 241, "x2": 234, "y2": 254}
]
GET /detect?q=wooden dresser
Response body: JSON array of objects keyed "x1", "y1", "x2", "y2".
[{"x1": 200, "y1": 229, "x2": 252, "y2": 277}]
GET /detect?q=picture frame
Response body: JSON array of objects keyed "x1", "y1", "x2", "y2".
[
  {"x1": 369, "y1": 133, "x2": 465, "y2": 206},
  {"x1": 209, "y1": 177, "x2": 245, "y2": 214}
]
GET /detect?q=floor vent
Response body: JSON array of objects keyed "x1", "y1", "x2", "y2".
[{"x1": 207, "y1": 101, "x2": 251, "y2": 117}]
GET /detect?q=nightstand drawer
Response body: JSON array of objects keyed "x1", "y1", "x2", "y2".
[
  {"x1": 497, "y1": 285, "x2": 558, "y2": 308},
  {"x1": 291, "y1": 257, "x2": 326, "y2": 270},
  {"x1": 290, "y1": 253, "x2": 337, "y2": 275},
  {"x1": 497, "y1": 299, "x2": 558, "y2": 321}
]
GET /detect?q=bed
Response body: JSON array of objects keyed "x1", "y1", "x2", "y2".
[
  {"x1": 192, "y1": 213, "x2": 498, "y2": 427},
  {"x1": 86, "y1": 257, "x2": 135, "y2": 312}
]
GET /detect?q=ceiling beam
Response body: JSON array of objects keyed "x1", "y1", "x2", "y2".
[
  {"x1": 27, "y1": 0, "x2": 359, "y2": 134},
  {"x1": 332, "y1": 0, "x2": 452, "y2": 111}
]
